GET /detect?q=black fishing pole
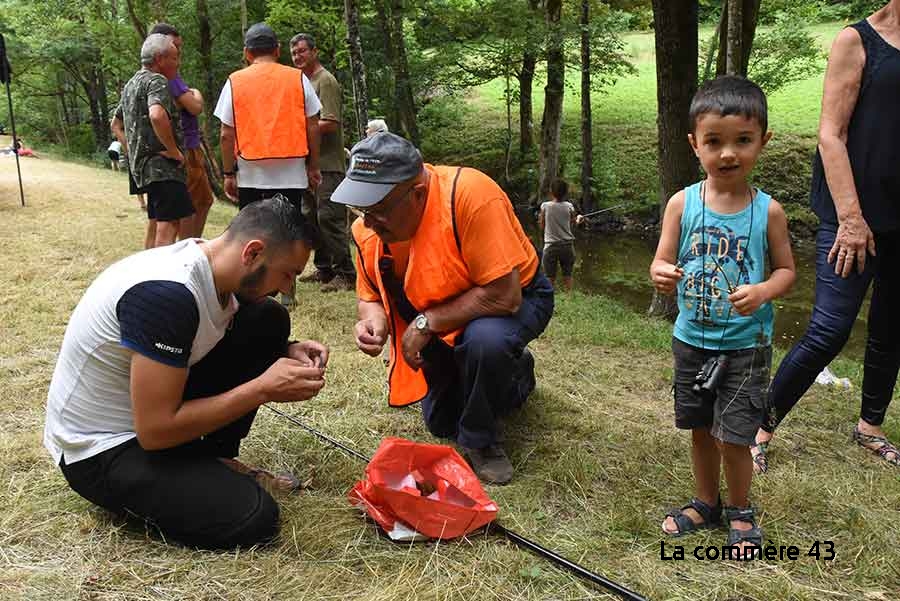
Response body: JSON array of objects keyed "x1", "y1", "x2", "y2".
[
  {"x1": 263, "y1": 405, "x2": 650, "y2": 601},
  {"x1": 0, "y1": 33, "x2": 25, "y2": 207}
]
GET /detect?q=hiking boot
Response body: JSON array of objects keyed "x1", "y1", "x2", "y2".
[
  {"x1": 320, "y1": 274, "x2": 355, "y2": 293},
  {"x1": 298, "y1": 270, "x2": 334, "y2": 284},
  {"x1": 463, "y1": 444, "x2": 514, "y2": 485}
]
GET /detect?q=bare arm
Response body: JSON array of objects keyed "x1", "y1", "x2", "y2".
[
  {"x1": 110, "y1": 116, "x2": 127, "y2": 152},
  {"x1": 306, "y1": 114, "x2": 321, "y2": 187},
  {"x1": 424, "y1": 270, "x2": 522, "y2": 334},
  {"x1": 130, "y1": 354, "x2": 325, "y2": 450},
  {"x1": 817, "y1": 27, "x2": 877, "y2": 275},
  {"x1": 649, "y1": 191, "x2": 685, "y2": 295},
  {"x1": 318, "y1": 118, "x2": 338, "y2": 135},
  {"x1": 219, "y1": 123, "x2": 238, "y2": 201},
  {"x1": 538, "y1": 206, "x2": 545, "y2": 231},
  {"x1": 175, "y1": 88, "x2": 204, "y2": 116},
  {"x1": 149, "y1": 104, "x2": 183, "y2": 162}
]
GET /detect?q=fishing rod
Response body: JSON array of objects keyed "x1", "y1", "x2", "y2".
[
  {"x1": 580, "y1": 203, "x2": 626, "y2": 219},
  {"x1": 264, "y1": 404, "x2": 649, "y2": 601}
]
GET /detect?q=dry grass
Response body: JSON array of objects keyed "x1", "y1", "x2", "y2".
[{"x1": 1, "y1": 151, "x2": 899, "y2": 600}]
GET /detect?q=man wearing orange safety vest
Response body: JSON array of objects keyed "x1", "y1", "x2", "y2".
[
  {"x1": 214, "y1": 23, "x2": 322, "y2": 213},
  {"x1": 332, "y1": 133, "x2": 554, "y2": 484}
]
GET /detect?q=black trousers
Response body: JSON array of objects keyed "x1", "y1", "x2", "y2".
[{"x1": 60, "y1": 299, "x2": 290, "y2": 550}]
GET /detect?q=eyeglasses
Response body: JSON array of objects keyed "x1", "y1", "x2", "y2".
[{"x1": 349, "y1": 184, "x2": 416, "y2": 221}]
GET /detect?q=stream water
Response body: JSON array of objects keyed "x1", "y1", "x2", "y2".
[{"x1": 535, "y1": 229, "x2": 870, "y2": 361}]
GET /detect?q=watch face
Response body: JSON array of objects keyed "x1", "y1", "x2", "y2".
[{"x1": 415, "y1": 314, "x2": 427, "y2": 330}]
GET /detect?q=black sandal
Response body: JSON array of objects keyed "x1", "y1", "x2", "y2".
[
  {"x1": 724, "y1": 506, "x2": 763, "y2": 560},
  {"x1": 662, "y1": 497, "x2": 722, "y2": 536}
]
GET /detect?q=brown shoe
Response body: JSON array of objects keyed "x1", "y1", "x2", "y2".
[
  {"x1": 298, "y1": 270, "x2": 334, "y2": 284},
  {"x1": 463, "y1": 444, "x2": 513, "y2": 485},
  {"x1": 320, "y1": 274, "x2": 355, "y2": 293}
]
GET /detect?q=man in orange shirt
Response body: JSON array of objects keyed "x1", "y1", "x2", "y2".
[{"x1": 332, "y1": 133, "x2": 554, "y2": 484}]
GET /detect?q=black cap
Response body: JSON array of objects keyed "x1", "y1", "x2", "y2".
[
  {"x1": 331, "y1": 132, "x2": 424, "y2": 207},
  {"x1": 244, "y1": 23, "x2": 278, "y2": 50}
]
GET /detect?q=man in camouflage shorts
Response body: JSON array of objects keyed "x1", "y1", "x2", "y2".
[{"x1": 111, "y1": 33, "x2": 193, "y2": 247}]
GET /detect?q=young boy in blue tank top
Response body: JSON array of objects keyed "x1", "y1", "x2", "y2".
[{"x1": 650, "y1": 76, "x2": 796, "y2": 558}]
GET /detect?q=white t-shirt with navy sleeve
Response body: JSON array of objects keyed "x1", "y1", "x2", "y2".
[
  {"x1": 213, "y1": 72, "x2": 321, "y2": 190},
  {"x1": 44, "y1": 239, "x2": 239, "y2": 465}
]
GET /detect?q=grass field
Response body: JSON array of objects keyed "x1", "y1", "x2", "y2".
[
  {"x1": 423, "y1": 21, "x2": 846, "y2": 214},
  {"x1": 1, "y1": 149, "x2": 899, "y2": 600}
]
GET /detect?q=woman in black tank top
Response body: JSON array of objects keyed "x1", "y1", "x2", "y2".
[{"x1": 752, "y1": 2, "x2": 900, "y2": 472}]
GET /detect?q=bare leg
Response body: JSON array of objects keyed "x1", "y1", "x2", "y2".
[
  {"x1": 154, "y1": 220, "x2": 179, "y2": 247},
  {"x1": 563, "y1": 276, "x2": 574, "y2": 291},
  {"x1": 178, "y1": 216, "x2": 195, "y2": 241},
  {"x1": 662, "y1": 428, "x2": 720, "y2": 533},
  {"x1": 719, "y1": 440, "x2": 756, "y2": 555},
  {"x1": 144, "y1": 219, "x2": 157, "y2": 250}
]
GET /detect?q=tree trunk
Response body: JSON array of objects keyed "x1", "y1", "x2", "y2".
[
  {"x1": 739, "y1": 0, "x2": 761, "y2": 76},
  {"x1": 344, "y1": 0, "x2": 369, "y2": 141},
  {"x1": 196, "y1": 0, "x2": 214, "y2": 147},
  {"x1": 240, "y1": 0, "x2": 248, "y2": 37},
  {"x1": 538, "y1": 0, "x2": 564, "y2": 200},
  {"x1": 517, "y1": 0, "x2": 541, "y2": 156},
  {"x1": 373, "y1": 0, "x2": 399, "y2": 131},
  {"x1": 517, "y1": 51, "x2": 536, "y2": 155},
  {"x1": 580, "y1": 0, "x2": 593, "y2": 212},
  {"x1": 649, "y1": 0, "x2": 698, "y2": 318},
  {"x1": 717, "y1": 0, "x2": 760, "y2": 77},
  {"x1": 124, "y1": 0, "x2": 146, "y2": 43},
  {"x1": 726, "y1": 0, "x2": 743, "y2": 75},
  {"x1": 389, "y1": 0, "x2": 419, "y2": 145}
]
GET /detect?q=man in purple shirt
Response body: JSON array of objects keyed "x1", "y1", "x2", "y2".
[{"x1": 150, "y1": 23, "x2": 215, "y2": 238}]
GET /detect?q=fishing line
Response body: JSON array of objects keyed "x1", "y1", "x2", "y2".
[{"x1": 263, "y1": 404, "x2": 649, "y2": 601}]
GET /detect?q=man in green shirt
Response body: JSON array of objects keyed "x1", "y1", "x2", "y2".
[
  {"x1": 111, "y1": 33, "x2": 194, "y2": 248},
  {"x1": 290, "y1": 33, "x2": 355, "y2": 292}
]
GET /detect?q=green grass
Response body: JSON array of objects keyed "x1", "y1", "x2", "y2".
[
  {"x1": 424, "y1": 21, "x2": 845, "y2": 218},
  {"x1": 1, "y1": 150, "x2": 899, "y2": 600}
]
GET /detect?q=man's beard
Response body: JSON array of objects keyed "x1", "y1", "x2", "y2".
[{"x1": 236, "y1": 263, "x2": 270, "y2": 303}]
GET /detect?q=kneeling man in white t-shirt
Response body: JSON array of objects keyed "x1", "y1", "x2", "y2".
[{"x1": 44, "y1": 196, "x2": 326, "y2": 549}]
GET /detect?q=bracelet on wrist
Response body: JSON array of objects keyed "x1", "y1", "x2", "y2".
[{"x1": 223, "y1": 171, "x2": 235, "y2": 177}]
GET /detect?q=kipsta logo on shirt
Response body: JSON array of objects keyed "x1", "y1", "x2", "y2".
[{"x1": 155, "y1": 342, "x2": 183, "y2": 354}]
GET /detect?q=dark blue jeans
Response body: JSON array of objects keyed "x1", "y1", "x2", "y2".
[
  {"x1": 765, "y1": 227, "x2": 900, "y2": 431},
  {"x1": 420, "y1": 273, "x2": 555, "y2": 449}
]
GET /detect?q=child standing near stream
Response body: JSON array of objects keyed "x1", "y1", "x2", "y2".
[{"x1": 649, "y1": 75, "x2": 795, "y2": 559}]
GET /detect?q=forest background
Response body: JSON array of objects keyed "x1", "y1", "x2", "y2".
[{"x1": 0, "y1": 0, "x2": 888, "y2": 234}]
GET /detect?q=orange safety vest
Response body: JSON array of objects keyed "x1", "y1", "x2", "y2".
[
  {"x1": 353, "y1": 166, "x2": 536, "y2": 407},
  {"x1": 229, "y1": 62, "x2": 308, "y2": 160}
]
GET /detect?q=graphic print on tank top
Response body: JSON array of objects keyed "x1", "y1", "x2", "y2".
[{"x1": 678, "y1": 222, "x2": 754, "y2": 327}]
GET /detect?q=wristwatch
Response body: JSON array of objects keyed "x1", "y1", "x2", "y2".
[{"x1": 413, "y1": 313, "x2": 430, "y2": 333}]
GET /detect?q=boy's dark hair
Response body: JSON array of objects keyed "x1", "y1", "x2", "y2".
[
  {"x1": 689, "y1": 75, "x2": 768, "y2": 134},
  {"x1": 550, "y1": 179, "x2": 569, "y2": 200},
  {"x1": 225, "y1": 195, "x2": 319, "y2": 250},
  {"x1": 149, "y1": 23, "x2": 180, "y2": 38}
]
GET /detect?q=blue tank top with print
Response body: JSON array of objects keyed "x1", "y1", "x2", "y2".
[{"x1": 674, "y1": 181, "x2": 773, "y2": 351}]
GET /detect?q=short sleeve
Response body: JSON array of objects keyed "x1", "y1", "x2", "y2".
[
  {"x1": 116, "y1": 281, "x2": 199, "y2": 367},
  {"x1": 169, "y1": 76, "x2": 189, "y2": 100},
  {"x1": 146, "y1": 73, "x2": 171, "y2": 111},
  {"x1": 456, "y1": 174, "x2": 536, "y2": 286},
  {"x1": 317, "y1": 76, "x2": 341, "y2": 123},
  {"x1": 213, "y1": 80, "x2": 234, "y2": 126},
  {"x1": 354, "y1": 250, "x2": 381, "y2": 302},
  {"x1": 302, "y1": 74, "x2": 322, "y2": 117}
]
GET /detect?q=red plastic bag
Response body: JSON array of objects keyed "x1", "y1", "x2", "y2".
[{"x1": 349, "y1": 437, "x2": 499, "y2": 540}]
